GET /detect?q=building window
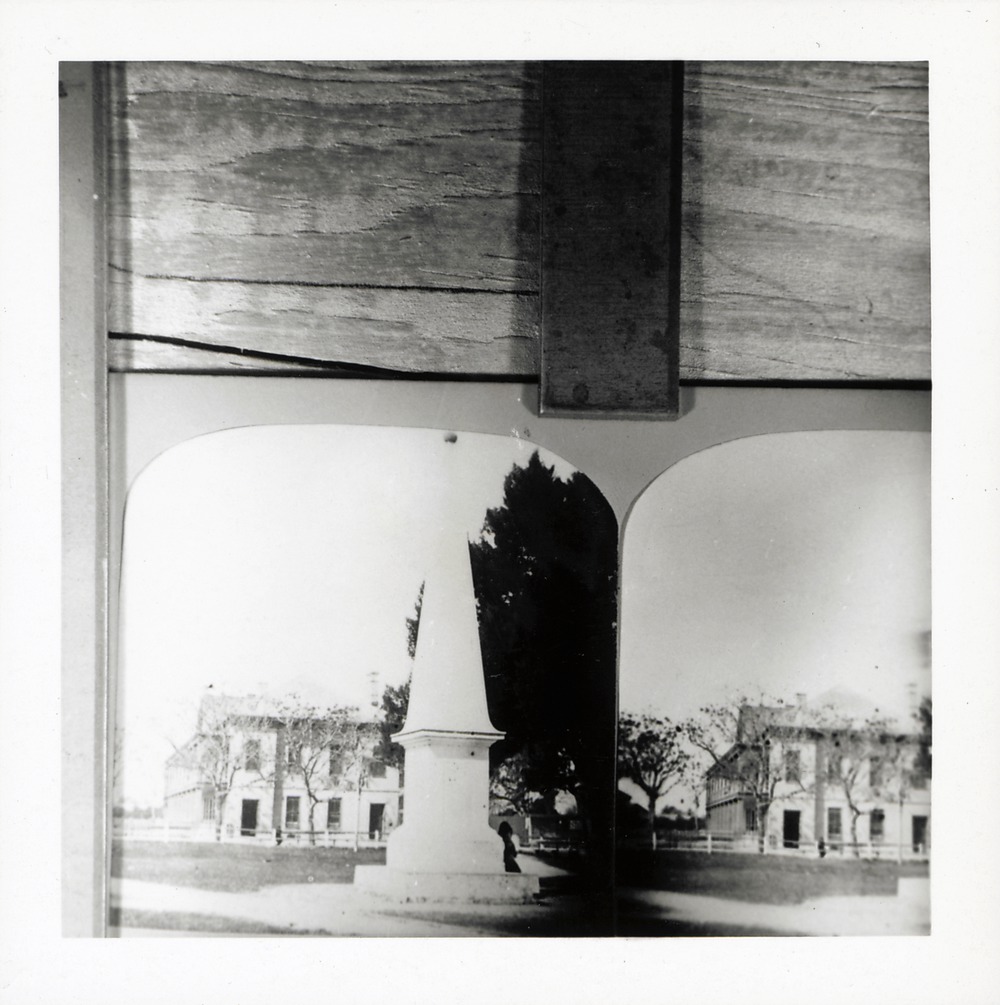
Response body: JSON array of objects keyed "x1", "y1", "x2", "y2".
[
  {"x1": 286, "y1": 740, "x2": 301, "y2": 771},
  {"x1": 367, "y1": 758, "x2": 387, "y2": 779},
  {"x1": 286, "y1": 795, "x2": 300, "y2": 829},
  {"x1": 327, "y1": 798, "x2": 342, "y2": 832},
  {"x1": 784, "y1": 749, "x2": 801, "y2": 783},
  {"x1": 827, "y1": 749, "x2": 842, "y2": 784},
  {"x1": 202, "y1": 791, "x2": 215, "y2": 821},
  {"x1": 244, "y1": 738, "x2": 260, "y2": 772},
  {"x1": 827, "y1": 807, "x2": 842, "y2": 843},
  {"x1": 869, "y1": 759, "x2": 886, "y2": 789},
  {"x1": 870, "y1": 808, "x2": 885, "y2": 843},
  {"x1": 329, "y1": 748, "x2": 344, "y2": 778}
]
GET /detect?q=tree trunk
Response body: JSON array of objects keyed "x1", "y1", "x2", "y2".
[
  {"x1": 354, "y1": 764, "x2": 365, "y2": 851},
  {"x1": 850, "y1": 808, "x2": 861, "y2": 857},
  {"x1": 308, "y1": 798, "x2": 317, "y2": 847},
  {"x1": 648, "y1": 800, "x2": 657, "y2": 851},
  {"x1": 757, "y1": 798, "x2": 768, "y2": 854},
  {"x1": 897, "y1": 797, "x2": 904, "y2": 864},
  {"x1": 215, "y1": 792, "x2": 227, "y2": 842}
]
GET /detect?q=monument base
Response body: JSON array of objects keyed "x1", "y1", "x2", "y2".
[{"x1": 353, "y1": 865, "x2": 540, "y2": 904}]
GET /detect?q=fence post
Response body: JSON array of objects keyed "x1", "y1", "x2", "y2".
[{"x1": 706, "y1": 832, "x2": 712, "y2": 855}]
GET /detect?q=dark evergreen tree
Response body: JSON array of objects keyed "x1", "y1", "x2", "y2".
[
  {"x1": 915, "y1": 695, "x2": 932, "y2": 779},
  {"x1": 469, "y1": 451, "x2": 618, "y2": 921},
  {"x1": 375, "y1": 583, "x2": 421, "y2": 778},
  {"x1": 375, "y1": 676, "x2": 410, "y2": 780},
  {"x1": 405, "y1": 581, "x2": 424, "y2": 661}
]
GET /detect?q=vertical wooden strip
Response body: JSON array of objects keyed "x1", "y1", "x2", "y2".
[
  {"x1": 541, "y1": 61, "x2": 682, "y2": 417},
  {"x1": 60, "y1": 62, "x2": 110, "y2": 936}
]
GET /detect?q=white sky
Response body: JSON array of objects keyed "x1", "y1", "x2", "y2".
[
  {"x1": 122, "y1": 426, "x2": 930, "y2": 808},
  {"x1": 620, "y1": 430, "x2": 931, "y2": 725},
  {"x1": 117, "y1": 425, "x2": 575, "y2": 805}
]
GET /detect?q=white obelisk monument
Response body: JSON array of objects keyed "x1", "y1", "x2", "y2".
[{"x1": 355, "y1": 493, "x2": 539, "y2": 902}]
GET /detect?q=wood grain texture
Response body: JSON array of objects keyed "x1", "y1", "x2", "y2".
[
  {"x1": 107, "y1": 60, "x2": 541, "y2": 375},
  {"x1": 108, "y1": 60, "x2": 929, "y2": 382},
  {"x1": 680, "y1": 61, "x2": 930, "y2": 382},
  {"x1": 540, "y1": 62, "x2": 681, "y2": 416}
]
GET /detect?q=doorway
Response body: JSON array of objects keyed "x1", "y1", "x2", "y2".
[
  {"x1": 783, "y1": 810, "x2": 801, "y2": 849},
  {"x1": 912, "y1": 815, "x2": 928, "y2": 853},
  {"x1": 241, "y1": 799, "x2": 259, "y2": 837},
  {"x1": 369, "y1": 803, "x2": 385, "y2": 840}
]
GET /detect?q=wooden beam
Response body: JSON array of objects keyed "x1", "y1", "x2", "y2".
[
  {"x1": 540, "y1": 61, "x2": 682, "y2": 417},
  {"x1": 105, "y1": 61, "x2": 929, "y2": 384}
]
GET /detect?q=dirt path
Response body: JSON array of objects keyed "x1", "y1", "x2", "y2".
[
  {"x1": 110, "y1": 854, "x2": 583, "y2": 937},
  {"x1": 112, "y1": 859, "x2": 928, "y2": 937},
  {"x1": 618, "y1": 877, "x2": 929, "y2": 936}
]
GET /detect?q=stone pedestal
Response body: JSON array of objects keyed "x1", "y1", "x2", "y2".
[
  {"x1": 385, "y1": 732, "x2": 503, "y2": 873},
  {"x1": 354, "y1": 863, "x2": 538, "y2": 904},
  {"x1": 353, "y1": 521, "x2": 539, "y2": 904},
  {"x1": 355, "y1": 731, "x2": 539, "y2": 903}
]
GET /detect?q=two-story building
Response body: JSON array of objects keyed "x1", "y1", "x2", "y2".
[
  {"x1": 705, "y1": 689, "x2": 930, "y2": 858},
  {"x1": 164, "y1": 692, "x2": 402, "y2": 844}
]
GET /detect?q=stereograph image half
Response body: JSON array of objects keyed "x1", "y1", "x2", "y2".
[
  {"x1": 615, "y1": 430, "x2": 930, "y2": 936},
  {"x1": 113, "y1": 425, "x2": 618, "y2": 936}
]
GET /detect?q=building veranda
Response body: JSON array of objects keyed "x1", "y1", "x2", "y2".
[
  {"x1": 705, "y1": 690, "x2": 930, "y2": 860},
  {"x1": 164, "y1": 693, "x2": 402, "y2": 846}
]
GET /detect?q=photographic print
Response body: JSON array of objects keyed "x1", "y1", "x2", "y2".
[
  {"x1": 112, "y1": 425, "x2": 617, "y2": 936},
  {"x1": 20, "y1": 5, "x2": 1000, "y2": 1000},
  {"x1": 616, "y1": 430, "x2": 931, "y2": 935}
]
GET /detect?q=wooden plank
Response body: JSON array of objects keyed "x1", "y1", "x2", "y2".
[
  {"x1": 680, "y1": 61, "x2": 930, "y2": 382},
  {"x1": 108, "y1": 335, "x2": 338, "y2": 374},
  {"x1": 540, "y1": 61, "x2": 682, "y2": 416},
  {"x1": 107, "y1": 60, "x2": 541, "y2": 375},
  {"x1": 106, "y1": 269, "x2": 538, "y2": 375},
  {"x1": 107, "y1": 61, "x2": 929, "y2": 383}
]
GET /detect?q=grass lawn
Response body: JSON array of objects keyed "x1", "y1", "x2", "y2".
[
  {"x1": 616, "y1": 849, "x2": 929, "y2": 905},
  {"x1": 111, "y1": 841, "x2": 611, "y2": 937},
  {"x1": 112, "y1": 839, "x2": 386, "y2": 892}
]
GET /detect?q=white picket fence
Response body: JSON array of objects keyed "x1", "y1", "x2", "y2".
[
  {"x1": 653, "y1": 832, "x2": 929, "y2": 861},
  {"x1": 114, "y1": 820, "x2": 387, "y2": 848}
]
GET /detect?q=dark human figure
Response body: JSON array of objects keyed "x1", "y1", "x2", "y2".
[
  {"x1": 497, "y1": 821, "x2": 521, "y2": 873},
  {"x1": 818, "y1": 838, "x2": 826, "y2": 859}
]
